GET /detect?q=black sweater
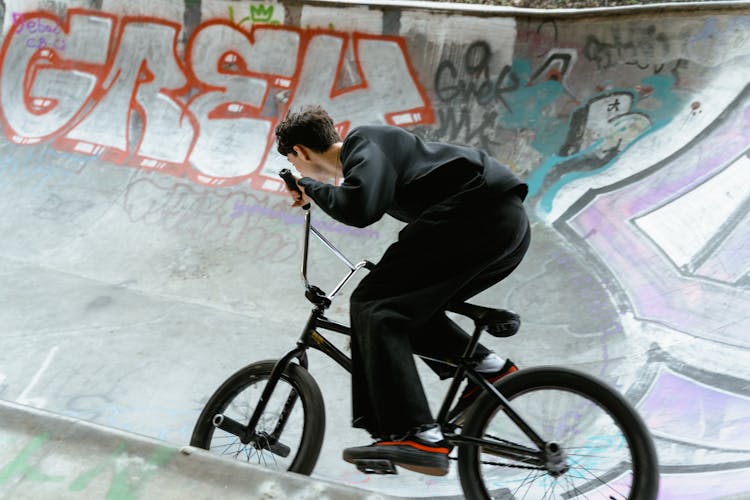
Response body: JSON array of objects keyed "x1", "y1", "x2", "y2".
[{"x1": 298, "y1": 125, "x2": 527, "y2": 228}]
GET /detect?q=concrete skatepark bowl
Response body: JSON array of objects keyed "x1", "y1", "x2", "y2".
[{"x1": 0, "y1": 0, "x2": 749, "y2": 498}]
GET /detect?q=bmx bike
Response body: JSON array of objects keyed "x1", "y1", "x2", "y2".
[{"x1": 190, "y1": 169, "x2": 659, "y2": 499}]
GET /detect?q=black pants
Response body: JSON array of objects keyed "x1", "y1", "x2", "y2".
[{"x1": 349, "y1": 177, "x2": 531, "y2": 439}]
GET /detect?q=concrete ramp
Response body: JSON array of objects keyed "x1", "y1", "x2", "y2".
[
  {"x1": 0, "y1": 399, "x2": 391, "y2": 499},
  {"x1": 1, "y1": 0, "x2": 750, "y2": 498}
]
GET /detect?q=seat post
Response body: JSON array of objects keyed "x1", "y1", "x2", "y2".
[
  {"x1": 460, "y1": 324, "x2": 485, "y2": 362},
  {"x1": 436, "y1": 324, "x2": 485, "y2": 424}
]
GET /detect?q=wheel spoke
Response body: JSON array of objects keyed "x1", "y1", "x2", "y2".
[
  {"x1": 212, "y1": 436, "x2": 240, "y2": 456},
  {"x1": 514, "y1": 469, "x2": 545, "y2": 499},
  {"x1": 565, "y1": 460, "x2": 630, "y2": 499}
]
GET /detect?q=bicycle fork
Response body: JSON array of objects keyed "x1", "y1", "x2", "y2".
[{"x1": 212, "y1": 347, "x2": 309, "y2": 457}]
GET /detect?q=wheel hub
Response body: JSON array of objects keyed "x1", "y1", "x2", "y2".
[{"x1": 544, "y1": 442, "x2": 569, "y2": 477}]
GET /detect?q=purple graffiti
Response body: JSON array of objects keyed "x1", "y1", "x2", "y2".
[
  {"x1": 640, "y1": 369, "x2": 750, "y2": 450},
  {"x1": 566, "y1": 97, "x2": 750, "y2": 346},
  {"x1": 230, "y1": 201, "x2": 379, "y2": 239}
]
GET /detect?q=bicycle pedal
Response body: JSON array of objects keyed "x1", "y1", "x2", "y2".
[{"x1": 354, "y1": 459, "x2": 398, "y2": 475}]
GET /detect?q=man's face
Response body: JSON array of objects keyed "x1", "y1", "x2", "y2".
[
  {"x1": 285, "y1": 151, "x2": 300, "y2": 169},
  {"x1": 286, "y1": 152, "x2": 310, "y2": 177},
  {"x1": 286, "y1": 149, "x2": 326, "y2": 181}
]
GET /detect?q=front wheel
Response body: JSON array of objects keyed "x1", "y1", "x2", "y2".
[
  {"x1": 458, "y1": 367, "x2": 659, "y2": 499},
  {"x1": 190, "y1": 360, "x2": 325, "y2": 475}
]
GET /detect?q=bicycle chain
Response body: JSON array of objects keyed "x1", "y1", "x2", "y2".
[
  {"x1": 448, "y1": 432, "x2": 545, "y2": 471},
  {"x1": 448, "y1": 455, "x2": 543, "y2": 470}
]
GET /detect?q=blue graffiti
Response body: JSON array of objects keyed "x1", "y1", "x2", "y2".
[{"x1": 525, "y1": 73, "x2": 687, "y2": 213}]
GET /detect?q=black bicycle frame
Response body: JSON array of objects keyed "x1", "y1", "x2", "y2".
[{"x1": 214, "y1": 206, "x2": 547, "y2": 466}]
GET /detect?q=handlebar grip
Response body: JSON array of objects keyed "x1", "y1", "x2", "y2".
[
  {"x1": 279, "y1": 168, "x2": 311, "y2": 210},
  {"x1": 279, "y1": 168, "x2": 299, "y2": 192}
]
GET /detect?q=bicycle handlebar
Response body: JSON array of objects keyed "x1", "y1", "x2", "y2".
[{"x1": 277, "y1": 169, "x2": 373, "y2": 306}]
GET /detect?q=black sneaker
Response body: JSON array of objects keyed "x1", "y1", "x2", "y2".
[
  {"x1": 448, "y1": 359, "x2": 518, "y2": 423},
  {"x1": 343, "y1": 434, "x2": 450, "y2": 476}
]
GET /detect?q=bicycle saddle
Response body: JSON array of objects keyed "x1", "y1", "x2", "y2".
[{"x1": 446, "y1": 302, "x2": 521, "y2": 337}]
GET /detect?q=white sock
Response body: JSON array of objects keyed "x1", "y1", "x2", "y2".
[
  {"x1": 415, "y1": 426, "x2": 444, "y2": 443},
  {"x1": 476, "y1": 353, "x2": 504, "y2": 373}
]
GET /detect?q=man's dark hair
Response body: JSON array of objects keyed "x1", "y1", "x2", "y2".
[{"x1": 275, "y1": 105, "x2": 340, "y2": 156}]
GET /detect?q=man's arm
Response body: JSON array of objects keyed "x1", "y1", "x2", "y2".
[{"x1": 299, "y1": 134, "x2": 398, "y2": 228}]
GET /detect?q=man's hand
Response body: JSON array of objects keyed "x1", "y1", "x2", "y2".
[{"x1": 284, "y1": 174, "x2": 312, "y2": 208}]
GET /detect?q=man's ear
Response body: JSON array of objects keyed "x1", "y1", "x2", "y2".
[{"x1": 293, "y1": 145, "x2": 311, "y2": 161}]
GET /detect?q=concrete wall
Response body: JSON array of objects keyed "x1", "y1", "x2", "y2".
[
  {"x1": 0, "y1": 399, "x2": 392, "y2": 499},
  {"x1": 0, "y1": 0, "x2": 749, "y2": 498}
]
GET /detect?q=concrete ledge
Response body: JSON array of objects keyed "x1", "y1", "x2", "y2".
[
  {"x1": 305, "y1": 0, "x2": 750, "y2": 17},
  {"x1": 0, "y1": 399, "x2": 393, "y2": 500}
]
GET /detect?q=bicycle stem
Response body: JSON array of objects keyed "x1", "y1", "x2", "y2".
[{"x1": 300, "y1": 208, "x2": 373, "y2": 302}]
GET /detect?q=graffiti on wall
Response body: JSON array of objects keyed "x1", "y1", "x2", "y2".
[
  {"x1": 0, "y1": 10, "x2": 698, "y2": 214},
  {"x1": 9, "y1": 12, "x2": 67, "y2": 51},
  {"x1": 417, "y1": 35, "x2": 690, "y2": 215},
  {"x1": 227, "y1": 3, "x2": 283, "y2": 27},
  {"x1": 409, "y1": 15, "x2": 750, "y2": 496},
  {"x1": 0, "y1": 432, "x2": 176, "y2": 496},
  {"x1": 548, "y1": 81, "x2": 750, "y2": 493},
  {"x1": 121, "y1": 175, "x2": 378, "y2": 263},
  {"x1": 561, "y1": 86, "x2": 750, "y2": 346},
  {"x1": 0, "y1": 9, "x2": 433, "y2": 193}
]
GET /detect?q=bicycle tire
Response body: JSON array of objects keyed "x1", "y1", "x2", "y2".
[
  {"x1": 457, "y1": 367, "x2": 658, "y2": 499},
  {"x1": 190, "y1": 359, "x2": 325, "y2": 475}
]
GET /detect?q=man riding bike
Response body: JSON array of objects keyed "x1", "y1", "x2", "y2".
[{"x1": 275, "y1": 105, "x2": 530, "y2": 476}]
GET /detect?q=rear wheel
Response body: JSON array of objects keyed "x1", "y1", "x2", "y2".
[
  {"x1": 190, "y1": 360, "x2": 325, "y2": 475},
  {"x1": 458, "y1": 367, "x2": 658, "y2": 499}
]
